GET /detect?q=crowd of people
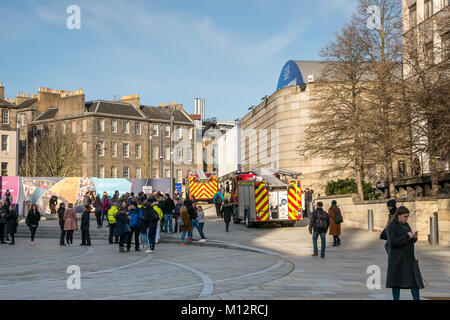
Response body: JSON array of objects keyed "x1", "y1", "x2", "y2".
[{"x1": 1, "y1": 185, "x2": 425, "y2": 300}]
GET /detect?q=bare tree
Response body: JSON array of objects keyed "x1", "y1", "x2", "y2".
[
  {"x1": 300, "y1": 18, "x2": 372, "y2": 200},
  {"x1": 402, "y1": 6, "x2": 450, "y2": 195},
  {"x1": 22, "y1": 123, "x2": 82, "y2": 177},
  {"x1": 355, "y1": 0, "x2": 410, "y2": 198}
]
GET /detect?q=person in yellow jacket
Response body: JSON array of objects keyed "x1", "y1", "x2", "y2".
[
  {"x1": 153, "y1": 201, "x2": 163, "y2": 244},
  {"x1": 107, "y1": 202, "x2": 119, "y2": 244}
]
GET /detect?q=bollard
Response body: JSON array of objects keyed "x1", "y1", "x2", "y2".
[
  {"x1": 429, "y1": 212, "x2": 439, "y2": 246},
  {"x1": 368, "y1": 209, "x2": 374, "y2": 231}
]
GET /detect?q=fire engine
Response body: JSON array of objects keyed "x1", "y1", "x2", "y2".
[
  {"x1": 185, "y1": 169, "x2": 218, "y2": 202},
  {"x1": 219, "y1": 168, "x2": 302, "y2": 227}
]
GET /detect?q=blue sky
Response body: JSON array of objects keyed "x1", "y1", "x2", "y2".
[{"x1": 0, "y1": 0, "x2": 357, "y2": 120}]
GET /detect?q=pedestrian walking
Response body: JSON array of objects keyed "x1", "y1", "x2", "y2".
[
  {"x1": 173, "y1": 198, "x2": 182, "y2": 233},
  {"x1": 163, "y1": 193, "x2": 175, "y2": 233},
  {"x1": 143, "y1": 199, "x2": 160, "y2": 253},
  {"x1": 5, "y1": 206, "x2": 19, "y2": 245},
  {"x1": 0, "y1": 201, "x2": 6, "y2": 244},
  {"x1": 80, "y1": 205, "x2": 91, "y2": 246},
  {"x1": 114, "y1": 207, "x2": 130, "y2": 253},
  {"x1": 213, "y1": 190, "x2": 224, "y2": 218},
  {"x1": 221, "y1": 200, "x2": 233, "y2": 232},
  {"x1": 107, "y1": 202, "x2": 119, "y2": 244},
  {"x1": 126, "y1": 202, "x2": 142, "y2": 252},
  {"x1": 102, "y1": 193, "x2": 110, "y2": 227},
  {"x1": 57, "y1": 203, "x2": 66, "y2": 246},
  {"x1": 63, "y1": 203, "x2": 78, "y2": 246},
  {"x1": 386, "y1": 206, "x2": 424, "y2": 300},
  {"x1": 188, "y1": 201, "x2": 206, "y2": 241},
  {"x1": 304, "y1": 188, "x2": 312, "y2": 218},
  {"x1": 25, "y1": 204, "x2": 41, "y2": 246},
  {"x1": 179, "y1": 205, "x2": 191, "y2": 245},
  {"x1": 94, "y1": 196, "x2": 103, "y2": 228},
  {"x1": 308, "y1": 202, "x2": 330, "y2": 258},
  {"x1": 328, "y1": 200, "x2": 343, "y2": 246}
]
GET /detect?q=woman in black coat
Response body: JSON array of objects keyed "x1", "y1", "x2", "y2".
[
  {"x1": 26, "y1": 204, "x2": 41, "y2": 245},
  {"x1": 386, "y1": 206, "x2": 424, "y2": 300},
  {"x1": 5, "y1": 206, "x2": 19, "y2": 245},
  {"x1": 221, "y1": 200, "x2": 234, "y2": 232}
]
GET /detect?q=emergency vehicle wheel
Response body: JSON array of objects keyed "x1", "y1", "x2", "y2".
[{"x1": 245, "y1": 214, "x2": 253, "y2": 228}]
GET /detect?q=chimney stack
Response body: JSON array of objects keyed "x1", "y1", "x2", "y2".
[
  {"x1": 120, "y1": 94, "x2": 140, "y2": 109},
  {"x1": 0, "y1": 82, "x2": 4, "y2": 99}
]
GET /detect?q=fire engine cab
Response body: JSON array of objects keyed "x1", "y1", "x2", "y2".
[{"x1": 219, "y1": 168, "x2": 302, "y2": 228}]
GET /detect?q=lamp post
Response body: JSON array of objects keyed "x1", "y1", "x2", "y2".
[
  {"x1": 170, "y1": 111, "x2": 174, "y2": 195},
  {"x1": 149, "y1": 132, "x2": 152, "y2": 179}
]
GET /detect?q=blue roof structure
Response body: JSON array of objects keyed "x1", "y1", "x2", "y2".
[{"x1": 276, "y1": 60, "x2": 327, "y2": 91}]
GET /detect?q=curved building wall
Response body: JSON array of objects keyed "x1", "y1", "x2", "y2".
[{"x1": 240, "y1": 84, "x2": 352, "y2": 193}]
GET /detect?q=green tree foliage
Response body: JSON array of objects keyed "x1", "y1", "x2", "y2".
[{"x1": 325, "y1": 179, "x2": 381, "y2": 200}]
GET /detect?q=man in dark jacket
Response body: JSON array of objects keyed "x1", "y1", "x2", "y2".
[
  {"x1": 126, "y1": 202, "x2": 142, "y2": 252},
  {"x1": 80, "y1": 205, "x2": 91, "y2": 246},
  {"x1": 143, "y1": 199, "x2": 159, "y2": 253},
  {"x1": 308, "y1": 202, "x2": 330, "y2": 258},
  {"x1": 0, "y1": 201, "x2": 6, "y2": 244},
  {"x1": 163, "y1": 194, "x2": 175, "y2": 233},
  {"x1": 57, "y1": 203, "x2": 66, "y2": 246}
]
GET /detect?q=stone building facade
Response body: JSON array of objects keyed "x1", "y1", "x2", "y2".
[{"x1": 0, "y1": 84, "x2": 195, "y2": 182}]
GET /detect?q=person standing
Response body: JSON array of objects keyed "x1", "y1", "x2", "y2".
[
  {"x1": 386, "y1": 206, "x2": 424, "y2": 300},
  {"x1": 179, "y1": 205, "x2": 191, "y2": 245},
  {"x1": 94, "y1": 196, "x2": 103, "y2": 229},
  {"x1": 197, "y1": 205, "x2": 206, "y2": 241},
  {"x1": 224, "y1": 188, "x2": 231, "y2": 203},
  {"x1": 107, "y1": 202, "x2": 119, "y2": 244},
  {"x1": 221, "y1": 199, "x2": 233, "y2": 232},
  {"x1": 328, "y1": 200, "x2": 343, "y2": 246},
  {"x1": 49, "y1": 195, "x2": 58, "y2": 215},
  {"x1": 173, "y1": 198, "x2": 182, "y2": 233},
  {"x1": 143, "y1": 199, "x2": 159, "y2": 253},
  {"x1": 26, "y1": 204, "x2": 41, "y2": 246},
  {"x1": 154, "y1": 197, "x2": 163, "y2": 244},
  {"x1": 80, "y1": 205, "x2": 91, "y2": 246},
  {"x1": 126, "y1": 202, "x2": 142, "y2": 252},
  {"x1": 83, "y1": 192, "x2": 91, "y2": 208},
  {"x1": 0, "y1": 201, "x2": 6, "y2": 244},
  {"x1": 64, "y1": 203, "x2": 78, "y2": 246},
  {"x1": 308, "y1": 202, "x2": 330, "y2": 258},
  {"x1": 382, "y1": 199, "x2": 398, "y2": 254},
  {"x1": 57, "y1": 203, "x2": 66, "y2": 246},
  {"x1": 5, "y1": 206, "x2": 19, "y2": 245},
  {"x1": 102, "y1": 193, "x2": 110, "y2": 227},
  {"x1": 188, "y1": 201, "x2": 205, "y2": 241},
  {"x1": 213, "y1": 190, "x2": 224, "y2": 219},
  {"x1": 2, "y1": 189, "x2": 13, "y2": 210},
  {"x1": 304, "y1": 188, "x2": 312, "y2": 218},
  {"x1": 115, "y1": 207, "x2": 130, "y2": 253},
  {"x1": 163, "y1": 194, "x2": 175, "y2": 233}
]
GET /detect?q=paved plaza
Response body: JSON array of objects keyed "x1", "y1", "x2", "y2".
[{"x1": 1, "y1": 205, "x2": 449, "y2": 300}]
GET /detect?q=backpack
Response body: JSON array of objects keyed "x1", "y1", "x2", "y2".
[
  {"x1": 315, "y1": 209, "x2": 329, "y2": 229},
  {"x1": 215, "y1": 193, "x2": 222, "y2": 205},
  {"x1": 334, "y1": 209, "x2": 343, "y2": 224}
]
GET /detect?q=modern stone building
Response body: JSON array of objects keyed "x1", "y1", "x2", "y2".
[
  {"x1": 238, "y1": 61, "x2": 353, "y2": 193},
  {"x1": 0, "y1": 84, "x2": 195, "y2": 182}
]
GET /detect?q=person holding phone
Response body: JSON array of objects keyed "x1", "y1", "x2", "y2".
[{"x1": 386, "y1": 206, "x2": 424, "y2": 300}]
